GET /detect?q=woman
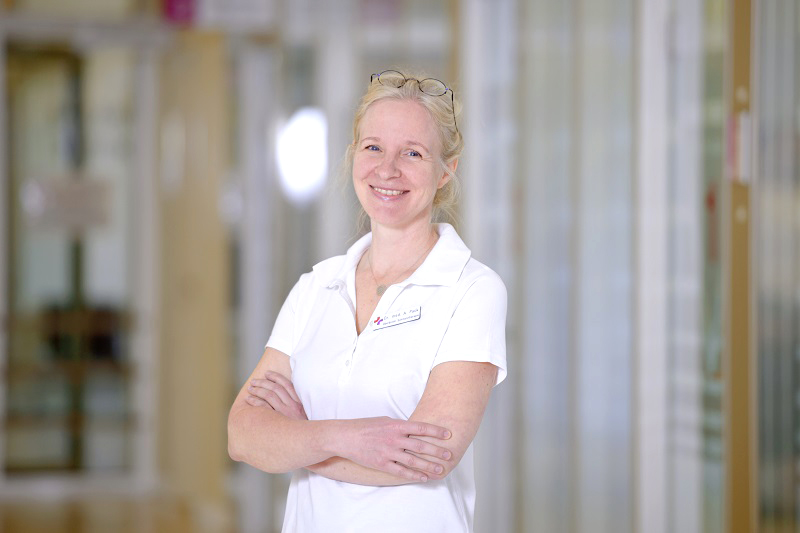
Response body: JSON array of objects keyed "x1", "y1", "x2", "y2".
[{"x1": 228, "y1": 69, "x2": 507, "y2": 532}]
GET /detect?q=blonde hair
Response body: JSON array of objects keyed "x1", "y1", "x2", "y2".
[{"x1": 344, "y1": 69, "x2": 464, "y2": 226}]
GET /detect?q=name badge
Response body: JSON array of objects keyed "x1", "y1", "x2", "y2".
[{"x1": 373, "y1": 306, "x2": 421, "y2": 330}]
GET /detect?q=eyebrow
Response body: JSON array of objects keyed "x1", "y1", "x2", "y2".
[
  {"x1": 406, "y1": 141, "x2": 431, "y2": 152},
  {"x1": 360, "y1": 136, "x2": 431, "y2": 153}
]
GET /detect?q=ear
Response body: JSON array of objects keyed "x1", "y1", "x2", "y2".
[{"x1": 437, "y1": 158, "x2": 458, "y2": 189}]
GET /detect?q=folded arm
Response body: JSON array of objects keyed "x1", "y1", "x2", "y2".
[
  {"x1": 227, "y1": 347, "x2": 453, "y2": 483},
  {"x1": 247, "y1": 358, "x2": 498, "y2": 485}
]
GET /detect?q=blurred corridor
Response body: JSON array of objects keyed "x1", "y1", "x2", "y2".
[{"x1": 0, "y1": 0, "x2": 798, "y2": 532}]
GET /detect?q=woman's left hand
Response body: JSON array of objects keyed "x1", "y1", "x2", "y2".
[{"x1": 247, "y1": 371, "x2": 308, "y2": 421}]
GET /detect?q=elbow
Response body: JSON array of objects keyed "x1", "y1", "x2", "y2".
[
  {"x1": 227, "y1": 410, "x2": 256, "y2": 465},
  {"x1": 228, "y1": 445, "x2": 241, "y2": 463},
  {"x1": 227, "y1": 418, "x2": 245, "y2": 462},
  {"x1": 227, "y1": 416, "x2": 289, "y2": 474},
  {"x1": 227, "y1": 432, "x2": 281, "y2": 472},
  {"x1": 227, "y1": 436, "x2": 243, "y2": 463}
]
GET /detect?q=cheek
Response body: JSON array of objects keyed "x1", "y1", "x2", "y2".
[{"x1": 352, "y1": 155, "x2": 371, "y2": 179}]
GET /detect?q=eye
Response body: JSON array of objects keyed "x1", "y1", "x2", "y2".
[
  {"x1": 364, "y1": 144, "x2": 380, "y2": 152},
  {"x1": 407, "y1": 150, "x2": 422, "y2": 158}
]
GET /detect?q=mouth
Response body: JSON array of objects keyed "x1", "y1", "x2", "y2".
[{"x1": 370, "y1": 185, "x2": 408, "y2": 197}]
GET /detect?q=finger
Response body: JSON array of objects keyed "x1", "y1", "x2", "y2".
[
  {"x1": 390, "y1": 449, "x2": 443, "y2": 476},
  {"x1": 401, "y1": 421, "x2": 451, "y2": 440},
  {"x1": 386, "y1": 460, "x2": 429, "y2": 483},
  {"x1": 247, "y1": 386, "x2": 285, "y2": 412},
  {"x1": 264, "y1": 371, "x2": 302, "y2": 404},
  {"x1": 249, "y1": 380, "x2": 294, "y2": 407},
  {"x1": 245, "y1": 395, "x2": 269, "y2": 407},
  {"x1": 264, "y1": 372, "x2": 301, "y2": 404},
  {"x1": 402, "y1": 436, "x2": 452, "y2": 461},
  {"x1": 404, "y1": 453, "x2": 446, "y2": 476},
  {"x1": 405, "y1": 450, "x2": 446, "y2": 469}
]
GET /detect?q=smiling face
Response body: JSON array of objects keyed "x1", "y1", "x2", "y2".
[{"x1": 352, "y1": 98, "x2": 452, "y2": 232}]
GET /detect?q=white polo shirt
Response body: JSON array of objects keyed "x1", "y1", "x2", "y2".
[{"x1": 266, "y1": 223, "x2": 507, "y2": 533}]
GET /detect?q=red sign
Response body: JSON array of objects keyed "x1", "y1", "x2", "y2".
[{"x1": 163, "y1": 0, "x2": 195, "y2": 24}]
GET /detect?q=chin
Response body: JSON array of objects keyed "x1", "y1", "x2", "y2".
[{"x1": 366, "y1": 211, "x2": 434, "y2": 231}]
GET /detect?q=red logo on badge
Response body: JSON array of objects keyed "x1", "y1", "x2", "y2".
[{"x1": 374, "y1": 317, "x2": 383, "y2": 325}]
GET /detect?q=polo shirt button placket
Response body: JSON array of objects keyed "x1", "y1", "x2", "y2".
[
  {"x1": 341, "y1": 339, "x2": 357, "y2": 380},
  {"x1": 334, "y1": 282, "x2": 359, "y2": 380}
]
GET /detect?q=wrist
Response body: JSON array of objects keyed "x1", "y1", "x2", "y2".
[{"x1": 316, "y1": 419, "x2": 345, "y2": 458}]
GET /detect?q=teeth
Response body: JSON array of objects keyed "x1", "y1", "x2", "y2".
[{"x1": 373, "y1": 187, "x2": 404, "y2": 196}]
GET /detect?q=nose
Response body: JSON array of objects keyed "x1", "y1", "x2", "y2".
[{"x1": 376, "y1": 154, "x2": 400, "y2": 180}]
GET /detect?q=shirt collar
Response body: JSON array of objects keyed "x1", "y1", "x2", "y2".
[{"x1": 313, "y1": 223, "x2": 472, "y2": 289}]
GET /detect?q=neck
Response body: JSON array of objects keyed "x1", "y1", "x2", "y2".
[{"x1": 368, "y1": 221, "x2": 439, "y2": 276}]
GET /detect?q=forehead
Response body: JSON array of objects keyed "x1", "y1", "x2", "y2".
[{"x1": 359, "y1": 99, "x2": 440, "y2": 148}]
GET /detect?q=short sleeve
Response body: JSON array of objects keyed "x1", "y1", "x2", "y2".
[
  {"x1": 265, "y1": 273, "x2": 311, "y2": 356},
  {"x1": 433, "y1": 270, "x2": 508, "y2": 385}
]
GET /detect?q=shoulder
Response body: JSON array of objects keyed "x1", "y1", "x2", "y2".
[
  {"x1": 309, "y1": 254, "x2": 348, "y2": 284},
  {"x1": 307, "y1": 233, "x2": 371, "y2": 288},
  {"x1": 460, "y1": 257, "x2": 505, "y2": 286},
  {"x1": 434, "y1": 257, "x2": 507, "y2": 322},
  {"x1": 458, "y1": 257, "x2": 507, "y2": 299},
  {"x1": 431, "y1": 223, "x2": 506, "y2": 302},
  {"x1": 285, "y1": 249, "x2": 356, "y2": 304},
  {"x1": 287, "y1": 254, "x2": 345, "y2": 300}
]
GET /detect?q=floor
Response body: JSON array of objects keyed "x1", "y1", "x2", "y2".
[{"x1": 0, "y1": 497, "x2": 234, "y2": 533}]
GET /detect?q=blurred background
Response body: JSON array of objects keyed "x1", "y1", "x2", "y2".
[{"x1": 0, "y1": 0, "x2": 797, "y2": 532}]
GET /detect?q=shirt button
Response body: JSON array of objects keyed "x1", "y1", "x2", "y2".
[{"x1": 345, "y1": 360, "x2": 350, "y2": 366}]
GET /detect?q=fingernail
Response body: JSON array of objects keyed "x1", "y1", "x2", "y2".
[
  {"x1": 420, "y1": 476, "x2": 428, "y2": 482},
  {"x1": 435, "y1": 465, "x2": 443, "y2": 474},
  {"x1": 444, "y1": 431, "x2": 451, "y2": 439},
  {"x1": 443, "y1": 451, "x2": 451, "y2": 460}
]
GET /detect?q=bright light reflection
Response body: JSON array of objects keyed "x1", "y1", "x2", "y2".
[{"x1": 276, "y1": 107, "x2": 328, "y2": 205}]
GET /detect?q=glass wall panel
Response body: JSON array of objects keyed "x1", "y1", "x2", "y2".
[
  {"x1": 7, "y1": 0, "x2": 139, "y2": 19},
  {"x1": 754, "y1": 1, "x2": 799, "y2": 532},
  {"x1": 574, "y1": 2, "x2": 634, "y2": 531},
  {"x1": 666, "y1": 1, "x2": 704, "y2": 532},
  {"x1": 518, "y1": 1, "x2": 634, "y2": 532},
  {"x1": 519, "y1": 3, "x2": 574, "y2": 531},
  {"x1": 700, "y1": 0, "x2": 726, "y2": 531},
  {"x1": 4, "y1": 43, "x2": 136, "y2": 473}
]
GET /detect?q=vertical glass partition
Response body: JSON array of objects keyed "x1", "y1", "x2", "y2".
[
  {"x1": 754, "y1": 1, "x2": 799, "y2": 531},
  {"x1": 665, "y1": 0, "x2": 704, "y2": 531},
  {"x1": 700, "y1": 1, "x2": 727, "y2": 531},
  {"x1": 4, "y1": 43, "x2": 137, "y2": 474},
  {"x1": 517, "y1": 1, "x2": 634, "y2": 532}
]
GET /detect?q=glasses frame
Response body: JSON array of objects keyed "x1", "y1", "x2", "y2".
[{"x1": 370, "y1": 70, "x2": 459, "y2": 135}]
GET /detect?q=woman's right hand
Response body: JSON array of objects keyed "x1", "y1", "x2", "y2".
[
  {"x1": 247, "y1": 371, "x2": 308, "y2": 421},
  {"x1": 334, "y1": 417, "x2": 453, "y2": 482}
]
